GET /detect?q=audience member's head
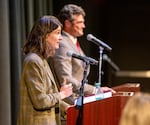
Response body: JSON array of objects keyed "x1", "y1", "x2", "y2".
[{"x1": 119, "y1": 92, "x2": 150, "y2": 125}]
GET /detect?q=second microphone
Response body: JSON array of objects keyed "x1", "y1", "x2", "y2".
[{"x1": 67, "y1": 51, "x2": 98, "y2": 65}]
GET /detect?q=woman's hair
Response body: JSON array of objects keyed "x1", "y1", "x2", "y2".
[
  {"x1": 119, "y1": 92, "x2": 150, "y2": 125},
  {"x1": 23, "y1": 15, "x2": 62, "y2": 58},
  {"x1": 58, "y1": 4, "x2": 85, "y2": 26}
]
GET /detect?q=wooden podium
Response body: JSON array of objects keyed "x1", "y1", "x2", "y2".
[{"x1": 66, "y1": 83, "x2": 140, "y2": 125}]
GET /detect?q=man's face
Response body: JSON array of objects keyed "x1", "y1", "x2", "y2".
[{"x1": 67, "y1": 14, "x2": 85, "y2": 37}]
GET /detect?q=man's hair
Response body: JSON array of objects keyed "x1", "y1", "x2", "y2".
[
  {"x1": 23, "y1": 15, "x2": 62, "y2": 58},
  {"x1": 58, "y1": 4, "x2": 85, "y2": 25}
]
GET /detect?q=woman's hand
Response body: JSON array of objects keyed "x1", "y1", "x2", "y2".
[{"x1": 59, "y1": 79, "x2": 73, "y2": 99}]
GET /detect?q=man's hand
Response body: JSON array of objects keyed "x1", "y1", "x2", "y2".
[{"x1": 101, "y1": 86, "x2": 116, "y2": 94}]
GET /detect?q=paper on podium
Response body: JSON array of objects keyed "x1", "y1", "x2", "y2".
[{"x1": 74, "y1": 91, "x2": 112, "y2": 105}]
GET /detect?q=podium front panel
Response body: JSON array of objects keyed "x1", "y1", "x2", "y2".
[{"x1": 66, "y1": 96, "x2": 129, "y2": 125}]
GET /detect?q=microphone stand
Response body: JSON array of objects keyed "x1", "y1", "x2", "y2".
[
  {"x1": 75, "y1": 60, "x2": 90, "y2": 125},
  {"x1": 98, "y1": 46, "x2": 104, "y2": 86}
]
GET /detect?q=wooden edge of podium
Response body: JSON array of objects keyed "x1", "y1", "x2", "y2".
[{"x1": 112, "y1": 83, "x2": 140, "y2": 93}]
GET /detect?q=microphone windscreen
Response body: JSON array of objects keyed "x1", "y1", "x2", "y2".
[
  {"x1": 66, "y1": 51, "x2": 73, "y2": 57},
  {"x1": 87, "y1": 34, "x2": 94, "y2": 41},
  {"x1": 103, "y1": 54, "x2": 108, "y2": 60}
]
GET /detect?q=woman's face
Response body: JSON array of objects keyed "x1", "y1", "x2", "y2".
[{"x1": 46, "y1": 26, "x2": 62, "y2": 56}]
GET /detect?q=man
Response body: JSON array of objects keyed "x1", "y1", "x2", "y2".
[{"x1": 49, "y1": 4, "x2": 115, "y2": 105}]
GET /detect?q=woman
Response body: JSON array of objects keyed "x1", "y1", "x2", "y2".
[{"x1": 17, "y1": 15, "x2": 72, "y2": 125}]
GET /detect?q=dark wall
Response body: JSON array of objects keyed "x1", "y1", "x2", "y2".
[
  {"x1": 107, "y1": 1, "x2": 150, "y2": 92},
  {"x1": 53, "y1": 0, "x2": 150, "y2": 92},
  {"x1": 107, "y1": 1, "x2": 150, "y2": 70}
]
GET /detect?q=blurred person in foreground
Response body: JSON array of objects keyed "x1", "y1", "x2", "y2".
[
  {"x1": 49, "y1": 4, "x2": 115, "y2": 105},
  {"x1": 17, "y1": 15, "x2": 72, "y2": 125},
  {"x1": 119, "y1": 92, "x2": 150, "y2": 125}
]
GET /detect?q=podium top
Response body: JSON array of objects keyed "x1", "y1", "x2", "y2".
[{"x1": 112, "y1": 83, "x2": 140, "y2": 93}]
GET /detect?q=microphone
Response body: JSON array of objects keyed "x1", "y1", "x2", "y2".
[
  {"x1": 67, "y1": 51, "x2": 98, "y2": 65},
  {"x1": 103, "y1": 54, "x2": 120, "y2": 71},
  {"x1": 87, "y1": 34, "x2": 112, "y2": 51}
]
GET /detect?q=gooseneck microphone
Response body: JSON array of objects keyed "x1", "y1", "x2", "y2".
[
  {"x1": 67, "y1": 51, "x2": 98, "y2": 65},
  {"x1": 103, "y1": 54, "x2": 120, "y2": 71},
  {"x1": 87, "y1": 34, "x2": 112, "y2": 51}
]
